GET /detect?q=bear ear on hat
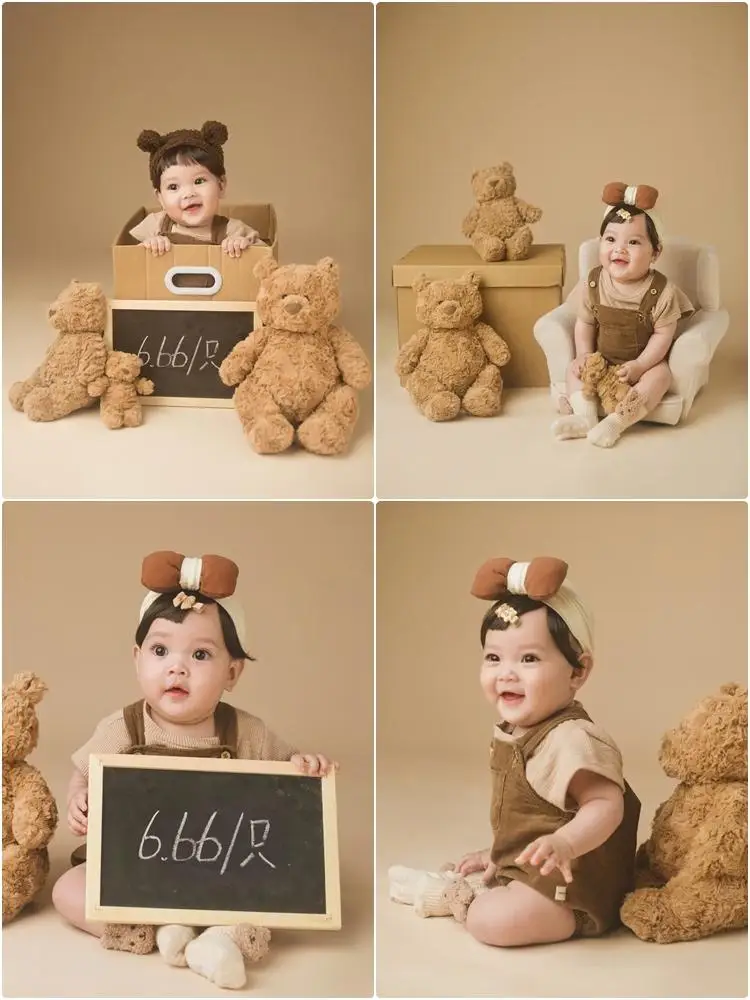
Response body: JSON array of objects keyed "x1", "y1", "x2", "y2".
[
  {"x1": 201, "y1": 121, "x2": 229, "y2": 146},
  {"x1": 137, "y1": 129, "x2": 165, "y2": 153},
  {"x1": 254, "y1": 257, "x2": 280, "y2": 280},
  {"x1": 412, "y1": 274, "x2": 430, "y2": 293}
]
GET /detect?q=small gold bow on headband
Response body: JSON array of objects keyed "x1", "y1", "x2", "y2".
[
  {"x1": 173, "y1": 592, "x2": 205, "y2": 612},
  {"x1": 495, "y1": 603, "x2": 521, "y2": 626},
  {"x1": 615, "y1": 208, "x2": 632, "y2": 221}
]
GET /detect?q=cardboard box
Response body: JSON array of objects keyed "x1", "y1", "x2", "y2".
[
  {"x1": 113, "y1": 203, "x2": 278, "y2": 302},
  {"x1": 392, "y1": 243, "x2": 565, "y2": 388}
]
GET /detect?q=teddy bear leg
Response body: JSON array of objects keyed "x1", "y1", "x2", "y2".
[
  {"x1": 122, "y1": 404, "x2": 143, "y2": 428},
  {"x1": 406, "y1": 371, "x2": 461, "y2": 421},
  {"x1": 504, "y1": 226, "x2": 533, "y2": 261},
  {"x1": 296, "y1": 384, "x2": 359, "y2": 456},
  {"x1": 233, "y1": 381, "x2": 295, "y2": 454},
  {"x1": 100, "y1": 403, "x2": 125, "y2": 429},
  {"x1": 462, "y1": 364, "x2": 503, "y2": 417},
  {"x1": 2, "y1": 844, "x2": 49, "y2": 923},
  {"x1": 471, "y1": 233, "x2": 507, "y2": 262},
  {"x1": 23, "y1": 385, "x2": 90, "y2": 422},
  {"x1": 8, "y1": 378, "x2": 38, "y2": 412},
  {"x1": 621, "y1": 878, "x2": 747, "y2": 943}
]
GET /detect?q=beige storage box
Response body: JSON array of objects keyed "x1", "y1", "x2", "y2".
[{"x1": 392, "y1": 243, "x2": 565, "y2": 388}]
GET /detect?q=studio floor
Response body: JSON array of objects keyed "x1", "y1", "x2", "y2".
[
  {"x1": 376, "y1": 754, "x2": 748, "y2": 999},
  {"x1": 376, "y1": 318, "x2": 748, "y2": 501},
  {"x1": 2, "y1": 755, "x2": 373, "y2": 998}
]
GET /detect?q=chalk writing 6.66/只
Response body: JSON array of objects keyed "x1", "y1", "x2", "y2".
[
  {"x1": 137, "y1": 336, "x2": 221, "y2": 377},
  {"x1": 138, "y1": 810, "x2": 276, "y2": 874}
]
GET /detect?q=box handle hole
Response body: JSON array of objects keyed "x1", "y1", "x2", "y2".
[{"x1": 164, "y1": 266, "x2": 223, "y2": 296}]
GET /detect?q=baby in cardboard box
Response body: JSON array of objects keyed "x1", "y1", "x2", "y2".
[{"x1": 131, "y1": 120, "x2": 264, "y2": 258}]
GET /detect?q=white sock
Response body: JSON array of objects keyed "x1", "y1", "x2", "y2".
[
  {"x1": 588, "y1": 395, "x2": 648, "y2": 448},
  {"x1": 156, "y1": 924, "x2": 197, "y2": 967},
  {"x1": 185, "y1": 927, "x2": 247, "y2": 990},
  {"x1": 412, "y1": 870, "x2": 488, "y2": 918},
  {"x1": 388, "y1": 865, "x2": 456, "y2": 905},
  {"x1": 552, "y1": 391, "x2": 599, "y2": 440}
]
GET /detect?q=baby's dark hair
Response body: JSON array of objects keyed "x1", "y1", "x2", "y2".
[
  {"x1": 151, "y1": 146, "x2": 225, "y2": 191},
  {"x1": 136, "y1": 592, "x2": 252, "y2": 661},
  {"x1": 600, "y1": 203, "x2": 660, "y2": 249},
  {"x1": 480, "y1": 594, "x2": 584, "y2": 670}
]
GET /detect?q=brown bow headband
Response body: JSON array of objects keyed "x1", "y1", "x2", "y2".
[
  {"x1": 141, "y1": 551, "x2": 239, "y2": 599},
  {"x1": 471, "y1": 557, "x2": 568, "y2": 602},
  {"x1": 602, "y1": 182, "x2": 659, "y2": 212}
]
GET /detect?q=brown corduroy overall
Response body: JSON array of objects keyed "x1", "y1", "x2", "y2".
[
  {"x1": 488, "y1": 701, "x2": 641, "y2": 937},
  {"x1": 70, "y1": 699, "x2": 238, "y2": 867},
  {"x1": 587, "y1": 266, "x2": 668, "y2": 366},
  {"x1": 158, "y1": 214, "x2": 230, "y2": 245}
]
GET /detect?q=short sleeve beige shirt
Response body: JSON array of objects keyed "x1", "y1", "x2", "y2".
[
  {"x1": 72, "y1": 704, "x2": 297, "y2": 777},
  {"x1": 567, "y1": 271, "x2": 694, "y2": 329},
  {"x1": 494, "y1": 717, "x2": 625, "y2": 812},
  {"x1": 129, "y1": 211, "x2": 263, "y2": 245}
]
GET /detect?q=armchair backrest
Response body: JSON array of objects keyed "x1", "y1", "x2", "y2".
[{"x1": 577, "y1": 238, "x2": 721, "y2": 311}]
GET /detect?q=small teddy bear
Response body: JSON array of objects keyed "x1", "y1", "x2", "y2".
[
  {"x1": 462, "y1": 163, "x2": 542, "y2": 262},
  {"x1": 9, "y1": 280, "x2": 109, "y2": 421},
  {"x1": 395, "y1": 272, "x2": 511, "y2": 421},
  {"x1": 219, "y1": 257, "x2": 371, "y2": 455},
  {"x1": 98, "y1": 351, "x2": 155, "y2": 429},
  {"x1": 620, "y1": 683, "x2": 748, "y2": 943},
  {"x1": 3, "y1": 672, "x2": 59, "y2": 923},
  {"x1": 579, "y1": 351, "x2": 631, "y2": 415}
]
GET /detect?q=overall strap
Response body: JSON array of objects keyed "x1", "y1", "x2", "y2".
[
  {"x1": 123, "y1": 699, "x2": 147, "y2": 746},
  {"x1": 586, "y1": 266, "x2": 603, "y2": 313},
  {"x1": 211, "y1": 215, "x2": 230, "y2": 243},
  {"x1": 158, "y1": 214, "x2": 174, "y2": 237},
  {"x1": 519, "y1": 701, "x2": 591, "y2": 759},
  {"x1": 214, "y1": 701, "x2": 239, "y2": 753},
  {"x1": 637, "y1": 270, "x2": 668, "y2": 317}
]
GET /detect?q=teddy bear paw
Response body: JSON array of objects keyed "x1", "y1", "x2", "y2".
[
  {"x1": 247, "y1": 415, "x2": 295, "y2": 454},
  {"x1": 421, "y1": 391, "x2": 461, "y2": 421},
  {"x1": 462, "y1": 387, "x2": 502, "y2": 417}
]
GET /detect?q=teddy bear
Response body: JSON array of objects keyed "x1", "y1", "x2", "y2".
[
  {"x1": 219, "y1": 257, "x2": 372, "y2": 456},
  {"x1": 98, "y1": 351, "x2": 155, "y2": 429},
  {"x1": 462, "y1": 163, "x2": 542, "y2": 262},
  {"x1": 3, "y1": 672, "x2": 59, "y2": 923},
  {"x1": 620, "y1": 683, "x2": 747, "y2": 943},
  {"x1": 9, "y1": 280, "x2": 109, "y2": 421},
  {"x1": 579, "y1": 351, "x2": 631, "y2": 414},
  {"x1": 395, "y1": 272, "x2": 511, "y2": 421}
]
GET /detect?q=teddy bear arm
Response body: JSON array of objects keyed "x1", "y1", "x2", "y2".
[
  {"x1": 672, "y1": 790, "x2": 748, "y2": 881},
  {"x1": 135, "y1": 377, "x2": 155, "y2": 396},
  {"x1": 329, "y1": 326, "x2": 372, "y2": 390},
  {"x1": 475, "y1": 322, "x2": 511, "y2": 367},
  {"x1": 515, "y1": 198, "x2": 543, "y2": 224},
  {"x1": 76, "y1": 337, "x2": 108, "y2": 387},
  {"x1": 462, "y1": 206, "x2": 479, "y2": 239},
  {"x1": 218, "y1": 331, "x2": 264, "y2": 386},
  {"x1": 11, "y1": 764, "x2": 59, "y2": 850},
  {"x1": 395, "y1": 329, "x2": 430, "y2": 376}
]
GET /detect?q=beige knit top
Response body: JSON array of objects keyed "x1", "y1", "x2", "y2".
[{"x1": 72, "y1": 703, "x2": 297, "y2": 777}]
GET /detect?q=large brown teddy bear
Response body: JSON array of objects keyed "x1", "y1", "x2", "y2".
[
  {"x1": 3, "y1": 672, "x2": 58, "y2": 923},
  {"x1": 9, "y1": 280, "x2": 108, "y2": 421},
  {"x1": 99, "y1": 351, "x2": 155, "y2": 429},
  {"x1": 395, "y1": 272, "x2": 511, "y2": 421},
  {"x1": 219, "y1": 257, "x2": 371, "y2": 456},
  {"x1": 579, "y1": 351, "x2": 631, "y2": 415},
  {"x1": 620, "y1": 683, "x2": 747, "y2": 943},
  {"x1": 462, "y1": 163, "x2": 542, "y2": 262}
]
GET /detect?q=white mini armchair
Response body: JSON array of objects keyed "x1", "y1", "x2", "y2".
[{"x1": 533, "y1": 239, "x2": 729, "y2": 424}]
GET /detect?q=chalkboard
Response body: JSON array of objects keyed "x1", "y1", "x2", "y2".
[
  {"x1": 85, "y1": 756, "x2": 340, "y2": 929},
  {"x1": 107, "y1": 301, "x2": 255, "y2": 408}
]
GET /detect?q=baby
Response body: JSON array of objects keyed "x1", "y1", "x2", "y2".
[
  {"x1": 552, "y1": 182, "x2": 693, "y2": 447},
  {"x1": 390, "y1": 556, "x2": 640, "y2": 946},
  {"x1": 131, "y1": 120, "x2": 264, "y2": 258},
  {"x1": 52, "y1": 550, "x2": 335, "y2": 989}
]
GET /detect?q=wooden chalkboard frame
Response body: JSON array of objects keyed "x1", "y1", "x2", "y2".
[
  {"x1": 85, "y1": 755, "x2": 341, "y2": 930},
  {"x1": 106, "y1": 300, "x2": 255, "y2": 409}
]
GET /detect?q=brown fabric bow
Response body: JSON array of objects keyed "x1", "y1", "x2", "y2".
[
  {"x1": 602, "y1": 182, "x2": 659, "y2": 211},
  {"x1": 471, "y1": 557, "x2": 568, "y2": 602},
  {"x1": 141, "y1": 551, "x2": 239, "y2": 599}
]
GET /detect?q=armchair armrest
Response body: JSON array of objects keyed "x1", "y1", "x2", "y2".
[
  {"x1": 533, "y1": 302, "x2": 577, "y2": 393},
  {"x1": 668, "y1": 308, "x2": 729, "y2": 418}
]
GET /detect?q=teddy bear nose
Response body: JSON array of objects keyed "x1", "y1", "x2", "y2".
[
  {"x1": 441, "y1": 301, "x2": 459, "y2": 314},
  {"x1": 284, "y1": 297, "x2": 305, "y2": 316}
]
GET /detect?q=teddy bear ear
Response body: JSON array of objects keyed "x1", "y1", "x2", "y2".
[
  {"x1": 463, "y1": 271, "x2": 481, "y2": 288},
  {"x1": 471, "y1": 169, "x2": 480, "y2": 181},
  {"x1": 412, "y1": 274, "x2": 430, "y2": 293},
  {"x1": 137, "y1": 129, "x2": 164, "y2": 153},
  {"x1": 254, "y1": 257, "x2": 280, "y2": 280},
  {"x1": 201, "y1": 120, "x2": 229, "y2": 146},
  {"x1": 7, "y1": 672, "x2": 47, "y2": 704},
  {"x1": 316, "y1": 257, "x2": 340, "y2": 277},
  {"x1": 719, "y1": 682, "x2": 745, "y2": 697}
]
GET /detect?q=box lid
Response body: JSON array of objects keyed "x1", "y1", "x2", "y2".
[{"x1": 393, "y1": 243, "x2": 565, "y2": 288}]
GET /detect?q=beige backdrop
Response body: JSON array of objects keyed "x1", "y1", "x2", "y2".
[
  {"x1": 377, "y1": 501, "x2": 748, "y2": 764},
  {"x1": 2, "y1": 2, "x2": 373, "y2": 348},
  {"x1": 376, "y1": 3, "x2": 748, "y2": 361}
]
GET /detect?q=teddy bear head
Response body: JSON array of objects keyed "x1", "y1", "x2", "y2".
[
  {"x1": 471, "y1": 163, "x2": 517, "y2": 203},
  {"x1": 253, "y1": 257, "x2": 341, "y2": 333},
  {"x1": 2, "y1": 673, "x2": 48, "y2": 765},
  {"x1": 105, "y1": 351, "x2": 143, "y2": 382},
  {"x1": 48, "y1": 280, "x2": 107, "y2": 335},
  {"x1": 413, "y1": 272, "x2": 483, "y2": 330},
  {"x1": 580, "y1": 352, "x2": 609, "y2": 386},
  {"x1": 659, "y1": 683, "x2": 748, "y2": 784}
]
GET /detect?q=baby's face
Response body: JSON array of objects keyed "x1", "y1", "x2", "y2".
[
  {"x1": 599, "y1": 213, "x2": 658, "y2": 282},
  {"x1": 480, "y1": 607, "x2": 584, "y2": 728},
  {"x1": 157, "y1": 160, "x2": 224, "y2": 229},
  {"x1": 134, "y1": 603, "x2": 242, "y2": 729}
]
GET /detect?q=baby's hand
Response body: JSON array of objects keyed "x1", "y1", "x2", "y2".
[
  {"x1": 571, "y1": 353, "x2": 593, "y2": 379},
  {"x1": 221, "y1": 235, "x2": 253, "y2": 258},
  {"x1": 142, "y1": 236, "x2": 171, "y2": 256},
  {"x1": 617, "y1": 361, "x2": 643, "y2": 384},
  {"x1": 67, "y1": 788, "x2": 88, "y2": 837},
  {"x1": 516, "y1": 831, "x2": 575, "y2": 883},
  {"x1": 441, "y1": 848, "x2": 492, "y2": 878},
  {"x1": 291, "y1": 752, "x2": 338, "y2": 777}
]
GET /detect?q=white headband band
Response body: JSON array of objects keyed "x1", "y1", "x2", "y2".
[{"x1": 503, "y1": 562, "x2": 594, "y2": 653}]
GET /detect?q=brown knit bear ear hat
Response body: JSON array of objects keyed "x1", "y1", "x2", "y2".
[{"x1": 137, "y1": 120, "x2": 229, "y2": 190}]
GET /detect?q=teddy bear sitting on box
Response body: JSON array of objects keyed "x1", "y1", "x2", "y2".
[
  {"x1": 98, "y1": 351, "x2": 155, "y2": 429},
  {"x1": 462, "y1": 162, "x2": 542, "y2": 262},
  {"x1": 620, "y1": 683, "x2": 747, "y2": 943},
  {"x1": 396, "y1": 272, "x2": 511, "y2": 421},
  {"x1": 9, "y1": 280, "x2": 109, "y2": 421},
  {"x1": 579, "y1": 351, "x2": 631, "y2": 415},
  {"x1": 3, "y1": 673, "x2": 59, "y2": 923},
  {"x1": 219, "y1": 257, "x2": 371, "y2": 456}
]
